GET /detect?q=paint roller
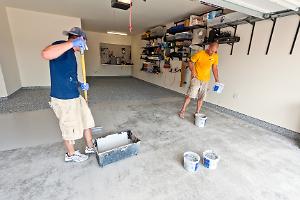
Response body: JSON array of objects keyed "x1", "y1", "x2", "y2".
[{"x1": 80, "y1": 41, "x2": 88, "y2": 101}]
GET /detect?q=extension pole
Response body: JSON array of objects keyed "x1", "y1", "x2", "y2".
[{"x1": 80, "y1": 52, "x2": 88, "y2": 101}]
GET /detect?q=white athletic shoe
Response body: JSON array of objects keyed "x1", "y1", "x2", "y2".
[
  {"x1": 85, "y1": 146, "x2": 96, "y2": 154},
  {"x1": 65, "y1": 150, "x2": 89, "y2": 162}
]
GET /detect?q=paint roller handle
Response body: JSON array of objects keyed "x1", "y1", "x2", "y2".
[
  {"x1": 80, "y1": 43, "x2": 88, "y2": 55},
  {"x1": 80, "y1": 54, "x2": 88, "y2": 101}
]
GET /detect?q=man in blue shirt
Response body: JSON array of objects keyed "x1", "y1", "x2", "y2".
[{"x1": 42, "y1": 27, "x2": 95, "y2": 163}]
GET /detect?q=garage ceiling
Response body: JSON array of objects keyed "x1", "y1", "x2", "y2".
[{"x1": 0, "y1": 0, "x2": 211, "y2": 34}]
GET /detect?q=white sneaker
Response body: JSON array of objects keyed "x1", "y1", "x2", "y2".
[
  {"x1": 65, "y1": 150, "x2": 89, "y2": 162},
  {"x1": 85, "y1": 146, "x2": 96, "y2": 154}
]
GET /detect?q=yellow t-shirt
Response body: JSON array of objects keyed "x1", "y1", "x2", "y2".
[{"x1": 191, "y1": 50, "x2": 218, "y2": 82}]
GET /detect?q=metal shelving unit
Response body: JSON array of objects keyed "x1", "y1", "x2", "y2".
[
  {"x1": 140, "y1": 7, "x2": 300, "y2": 71},
  {"x1": 166, "y1": 38, "x2": 193, "y2": 42},
  {"x1": 142, "y1": 46, "x2": 160, "y2": 49},
  {"x1": 140, "y1": 35, "x2": 163, "y2": 74},
  {"x1": 141, "y1": 35, "x2": 163, "y2": 41},
  {"x1": 167, "y1": 25, "x2": 206, "y2": 34}
]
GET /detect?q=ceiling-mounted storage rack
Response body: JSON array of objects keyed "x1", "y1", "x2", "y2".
[
  {"x1": 197, "y1": 8, "x2": 300, "y2": 55},
  {"x1": 173, "y1": 7, "x2": 224, "y2": 25},
  {"x1": 290, "y1": 15, "x2": 300, "y2": 55},
  {"x1": 266, "y1": 18, "x2": 277, "y2": 55},
  {"x1": 197, "y1": 14, "x2": 263, "y2": 55},
  {"x1": 263, "y1": 9, "x2": 300, "y2": 55},
  {"x1": 197, "y1": 36, "x2": 240, "y2": 47},
  {"x1": 247, "y1": 21, "x2": 255, "y2": 55}
]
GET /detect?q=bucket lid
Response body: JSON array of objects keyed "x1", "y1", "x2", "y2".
[
  {"x1": 203, "y1": 150, "x2": 219, "y2": 160},
  {"x1": 184, "y1": 152, "x2": 200, "y2": 162},
  {"x1": 195, "y1": 113, "x2": 207, "y2": 118},
  {"x1": 215, "y1": 82, "x2": 224, "y2": 86}
]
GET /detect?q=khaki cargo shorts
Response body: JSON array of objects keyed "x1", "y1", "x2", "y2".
[
  {"x1": 186, "y1": 78, "x2": 208, "y2": 99},
  {"x1": 49, "y1": 96, "x2": 95, "y2": 141}
]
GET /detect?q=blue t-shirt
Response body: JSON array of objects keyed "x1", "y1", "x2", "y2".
[{"x1": 49, "y1": 40, "x2": 79, "y2": 99}]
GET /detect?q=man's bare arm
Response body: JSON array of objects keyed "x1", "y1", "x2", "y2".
[
  {"x1": 41, "y1": 41, "x2": 73, "y2": 60},
  {"x1": 188, "y1": 61, "x2": 197, "y2": 78},
  {"x1": 212, "y1": 64, "x2": 219, "y2": 82}
]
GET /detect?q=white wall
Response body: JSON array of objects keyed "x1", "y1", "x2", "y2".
[
  {"x1": 0, "y1": 5, "x2": 21, "y2": 96},
  {"x1": 132, "y1": 15, "x2": 300, "y2": 132},
  {"x1": 0, "y1": 64, "x2": 8, "y2": 97},
  {"x1": 85, "y1": 31, "x2": 132, "y2": 77},
  {"x1": 6, "y1": 7, "x2": 82, "y2": 87}
]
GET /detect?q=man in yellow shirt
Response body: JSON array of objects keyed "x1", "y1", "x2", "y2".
[{"x1": 179, "y1": 42, "x2": 219, "y2": 119}]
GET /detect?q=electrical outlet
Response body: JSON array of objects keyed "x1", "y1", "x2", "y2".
[{"x1": 233, "y1": 93, "x2": 239, "y2": 99}]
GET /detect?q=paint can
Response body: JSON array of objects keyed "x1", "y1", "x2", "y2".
[
  {"x1": 203, "y1": 150, "x2": 220, "y2": 170},
  {"x1": 183, "y1": 152, "x2": 200, "y2": 172},
  {"x1": 212, "y1": 82, "x2": 224, "y2": 94},
  {"x1": 195, "y1": 113, "x2": 207, "y2": 128}
]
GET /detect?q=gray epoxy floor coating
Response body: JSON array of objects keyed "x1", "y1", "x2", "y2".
[
  {"x1": 0, "y1": 77, "x2": 179, "y2": 113},
  {"x1": 1, "y1": 77, "x2": 300, "y2": 200}
]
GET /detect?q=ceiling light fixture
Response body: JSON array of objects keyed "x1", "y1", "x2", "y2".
[{"x1": 107, "y1": 31, "x2": 128, "y2": 36}]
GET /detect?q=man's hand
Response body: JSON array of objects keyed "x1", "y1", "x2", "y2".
[
  {"x1": 72, "y1": 37, "x2": 86, "y2": 50},
  {"x1": 80, "y1": 82, "x2": 89, "y2": 91}
]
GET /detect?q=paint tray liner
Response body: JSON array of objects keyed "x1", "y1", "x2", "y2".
[{"x1": 95, "y1": 130, "x2": 140, "y2": 167}]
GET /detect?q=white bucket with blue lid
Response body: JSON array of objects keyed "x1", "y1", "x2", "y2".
[
  {"x1": 203, "y1": 150, "x2": 220, "y2": 170},
  {"x1": 183, "y1": 152, "x2": 200, "y2": 172},
  {"x1": 195, "y1": 113, "x2": 207, "y2": 128},
  {"x1": 212, "y1": 82, "x2": 224, "y2": 94}
]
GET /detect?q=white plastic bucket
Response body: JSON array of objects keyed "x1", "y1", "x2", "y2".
[
  {"x1": 212, "y1": 82, "x2": 224, "y2": 94},
  {"x1": 195, "y1": 113, "x2": 207, "y2": 128},
  {"x1": 203, "y1": 150, "x2": 220, "y2": 170},
  {"x1": 183, "y1": 152, "x2": 200, "y2": 172}
]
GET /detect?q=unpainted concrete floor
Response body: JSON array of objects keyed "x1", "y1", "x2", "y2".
[{"x1": 0, "y1": 77, "x2": 300, "y2": 200}]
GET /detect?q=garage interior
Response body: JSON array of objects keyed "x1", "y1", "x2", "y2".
[{"x1": 0, "y1": 0, "x2": 300, "y2": 200}]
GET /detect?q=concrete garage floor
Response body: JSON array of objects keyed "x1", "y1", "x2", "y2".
[{"x1": 0, "y1": 77, "x2": 300, "y2": 200}]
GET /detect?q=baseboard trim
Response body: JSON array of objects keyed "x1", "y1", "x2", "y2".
[
  {"x1": 22, "y1": 86, "x2": 50, "y2": 90},
  {"x1": 0, "y1": 97, "x2": 8, "y2": 101},
  {"x1": 204, "y1": 102, "x2": 300, "y2": 141},
  {"x1": 87, "y1": 75, "x2": 133, "y2": 79},
  {"x1": 1, "y1": 87, "x2": 21, "y2": 99}
]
